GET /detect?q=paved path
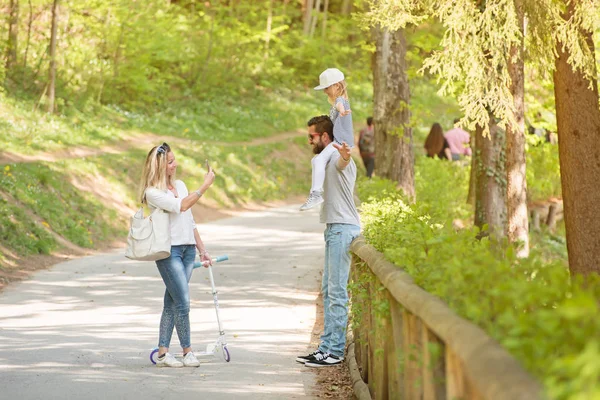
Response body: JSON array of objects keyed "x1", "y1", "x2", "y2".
[{"x1": 0, "y1": 205, "x2": 324, "y2": 399}]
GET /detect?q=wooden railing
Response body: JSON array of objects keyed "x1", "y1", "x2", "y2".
[{"x1": 348, "y1": 237, "x2": 544, "y2": 400}]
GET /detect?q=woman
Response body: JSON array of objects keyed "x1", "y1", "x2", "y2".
[
  {"x1": 139, "y1": 142, "x2": 215, "y2": 368},
  {"x1": 424, "y1": 122, "x2": 452, "y2": 160}
]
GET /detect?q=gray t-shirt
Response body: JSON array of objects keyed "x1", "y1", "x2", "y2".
[
  {"x1": 330, "y1": 97, "x2": 354, "y2": 146},
  {"x1": 320, "y1": 150, "x2": 361, "y2": 226}
]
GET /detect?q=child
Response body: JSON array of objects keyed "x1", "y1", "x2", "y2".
[{"x1": 300, "y1": 68, "x2": 353, "y2": 211}]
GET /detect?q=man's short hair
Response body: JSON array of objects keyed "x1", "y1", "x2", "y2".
[
  {"x1": 367, "y1": 116, "x2": 373, "y2": 126},
  {"x1": 307, "y1": 115, "x2": 333, "y2": 142}
]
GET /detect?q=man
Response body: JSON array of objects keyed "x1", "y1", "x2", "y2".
[
  {"x1": 297, "y1": 115, "x2": 361, "y2": 367},
  {"x1": 358, "y1": 116, "x2": 375, "y2": 178},
  {"x1": 444, "y1": 118, "x2": 472, "y2": 161}
]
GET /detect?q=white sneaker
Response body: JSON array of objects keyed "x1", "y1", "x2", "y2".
[
  {"x1": 182, "y1": 351, "x2": 200, "y2": 367},
  {"x1": 300, "y1": 191, "x2": 324, "y2": 211},
  {"x1": 156, "y1": 352, "x2": 183, "y2": 368}
]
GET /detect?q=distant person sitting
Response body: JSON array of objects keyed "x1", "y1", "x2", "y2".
[
  {"x1": 358, "y1": 117, "x2": 375, "y2": 178},
  {"x1": 424, "y1": 122, "x2": 451, "y2": 160},
  {"x1": 444, "y1": 119, "x2": 472, "y2": 160}
]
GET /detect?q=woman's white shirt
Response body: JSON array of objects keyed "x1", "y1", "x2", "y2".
[{"x1": 145, "y1": 180, "x2": 196, "y2": 246}]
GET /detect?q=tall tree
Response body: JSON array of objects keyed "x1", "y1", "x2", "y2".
[
  {"x1": 506, "y1": 0, "x2": 529, "y2": 257},
  {"x1": 264, "y1": 0, "x2": 273, "y2": 59},
  {"x1": 552, "y1": 0, "x2": 600, "y2": 276},
  {"x1": 309, "y1": 0, "x2": 322, "y2": 37},
  {"x1": 47, "y1": 0, "x2": 59, "y2": 113},
  {"x1": 321, "y1": 0, "x2": 329, "y2": 39},
  {"x1": 372, "y1": 26, "x2": 415, "y2": 199},
  {"x1": 303, "y1": 0, "x2": 314, "y2": 36},
  {"x1": 474, "y1": 120, "x2": 507, "y2": 240},
  {"x1": 341, "y1": 0, "x2": 352, "y2": 15},
  {"x1": 467, "y1": 126, "x2": 477, "y2": 205},
  {"x1": 22, "y1": 0, "x2": 33, "y2": 75},
  {"x1": 5, "y1": 0, "x2": 20, "y2": 76}
]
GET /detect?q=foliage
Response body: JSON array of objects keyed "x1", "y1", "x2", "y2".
[
  {"x1": 526, "y1": 143, "x2": 561, "y2": 202},
  {"x1": 356, "y1": 155, "x2": 599, "y2": 399},
  {"x1": 1, "y1": 0, "x2": 372, "y2": 112},
  {"x1": 359, "y1": 0, "x2": 599, "y2": 136}
]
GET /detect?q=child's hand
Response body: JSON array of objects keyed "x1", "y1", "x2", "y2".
[{"x1": 336, "y1": 102, "x2": 351, "y2": 116}]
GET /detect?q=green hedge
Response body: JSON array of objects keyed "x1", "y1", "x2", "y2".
[{"x1": 356, "y1": 157, "x2": 600, "y2": 400}]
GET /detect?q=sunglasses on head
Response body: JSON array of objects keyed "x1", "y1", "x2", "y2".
[{"x1": 156, "y1": 142, "x2": 169, "y2": 155}]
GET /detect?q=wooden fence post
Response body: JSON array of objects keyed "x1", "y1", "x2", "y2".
[
  {"x1": 422, "y1": 327, "x2": 446, "y2": 400},
  {"x1": 388, "y1": 294, "x2": 404, "y2": 400},
  {"x1": 403, "y1": 310, "x2": 424, "y2": 399}
]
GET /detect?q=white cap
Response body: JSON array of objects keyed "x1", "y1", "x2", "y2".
[{"x1": 314, "y1": 68, "x2": 345, "y2": 90}]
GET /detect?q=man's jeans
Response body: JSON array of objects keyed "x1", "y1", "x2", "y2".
[
  {"x1": 156, "y1": 245, "x2": 196, "y2": 348},
  {"x1": 319, "y1": 223, "x2": 361, "y2": 357}
]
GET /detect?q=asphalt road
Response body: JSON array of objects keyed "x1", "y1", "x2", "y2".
[{"x1": 0, "y1": 205, "x2": 325, "y2": 399}]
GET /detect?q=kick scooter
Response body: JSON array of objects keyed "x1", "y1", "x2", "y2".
[{"x1": 149, "y1": 255, "x2": 231, "y2": 364}]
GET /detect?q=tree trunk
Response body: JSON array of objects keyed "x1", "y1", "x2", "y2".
[
  {"x1": 5, "y1": 0, "x2": 20, "y2": 77},
  {"x1": 22, "y1": 0, "x2": 33, "y2": 76},
  {"x1": 341, "y1": 0, "x2": 352, "y2": 15},
  {"x1": 373, "y1": 26, "x2": 415, "y2": 200},
  {"x1": 303, "y1": 0, "x2": 314, "y2": 36},
  {"x1": 47, "y1": 0, "x2": 59, "y2": 113},
  {"x1": 506, "y1": 0, "x2": 529, "y2": 257},
  {"x1": 467, "y1": 127, "x2": 477, "y2": 205},
  {"x1": 474, "y1": 121, "x2": 507, "y2": 240},
  {"x1": 553, "y1": 2, "x2": 600, "y2": 277},
  {"x1": 264, "y1": 0, "x2": 273, "y2": 59},
  {"x1": 309, "y1": 0, "x2": 321, "y2": 37},
  {"x1": 321, "y1": 0, "x2": 329, "y2": 39}
]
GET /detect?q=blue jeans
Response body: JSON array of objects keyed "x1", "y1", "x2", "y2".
[
  {"x1": 318, "y1": 223, "x2": 361, "y2": 357},
  {"x1": 156, "y1": 245, "x2": 196, "y2": 349}
]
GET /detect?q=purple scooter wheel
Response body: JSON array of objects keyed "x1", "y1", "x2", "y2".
[
  {"x1": 150, "y1": 348, "x2": 159, "y2": 364},
  {"x1": 223, "y1": 346, "x2": 231, "y2": 362}
]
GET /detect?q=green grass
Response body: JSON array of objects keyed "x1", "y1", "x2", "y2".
[
  {"x1": 0, "y1": 197, "x2": 58, "y2": 263},
  {"x1": 0, "y1": 81, "x2": 369, "y2": 268},
  {"x1": 0, "y1": 136, "x2": 313, "y2": 268},
  {"x1": 1, "y1": 86, "x2": 374, "y2": 156},
  {"x1": 0, "y1": 162, "x2": 124, "y2": 249}
]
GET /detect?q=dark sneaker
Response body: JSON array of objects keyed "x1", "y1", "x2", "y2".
[
  {"x1": 299, "y1": 191, "x2": 324, "y2": 211},
  {"x1": 305, "y1": 353, "x2": 344, "y2": 367},
  {"x1": 296, "y1": 349, "x2": 326, "y2": 364}
]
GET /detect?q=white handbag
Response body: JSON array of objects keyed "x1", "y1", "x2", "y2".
[{"x1": 125, "y1": 207, "x2": 171, "y2": 261}]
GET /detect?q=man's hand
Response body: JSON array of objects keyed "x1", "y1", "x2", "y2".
[{"x1": 333, "y1": 142, "x2": 351, "y2": 161}]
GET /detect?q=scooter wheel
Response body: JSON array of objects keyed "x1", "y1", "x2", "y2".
[
  {"x1": 223, "y1": 346, "x2": 231, "y2": 362},
  {"x1": 150, "y1": 348, "x2": 159, "y2": 365}
]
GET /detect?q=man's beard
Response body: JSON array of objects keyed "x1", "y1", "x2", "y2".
[{"x1": 312, "y1": 141, "x2": 326, "y2": 154}]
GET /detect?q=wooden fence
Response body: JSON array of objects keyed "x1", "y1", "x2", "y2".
[{"x1": 348, "y1": 236, "x2": 544, "y2": 400}]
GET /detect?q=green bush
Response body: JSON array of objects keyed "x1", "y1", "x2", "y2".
[{"x1": 357, "y1": 156, "x2": 600, "y2": 400}]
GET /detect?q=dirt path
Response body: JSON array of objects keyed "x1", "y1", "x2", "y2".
[{"x1": 0, "y1": 129, "x2": 305, "y2": 165}]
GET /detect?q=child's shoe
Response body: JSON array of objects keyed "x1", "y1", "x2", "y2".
[{"x1": 300, "y1": 191, "x2": 324, "y2": 211}]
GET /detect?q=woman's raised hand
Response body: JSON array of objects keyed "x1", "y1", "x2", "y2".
[{"x1": 203, "y1": 166, "x2": 215, "y2": 187}]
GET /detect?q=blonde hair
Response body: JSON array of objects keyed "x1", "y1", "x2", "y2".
[
  {"x1": 327, "y1": 80, "x2": 349, "y2": 105},
  {"x1": 139, "y1": 142, "x2": 175, "y2": 204}
]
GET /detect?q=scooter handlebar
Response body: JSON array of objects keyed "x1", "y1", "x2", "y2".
[{"x1": 193, "y1": 255, "x2": 228, "y2": 269}]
